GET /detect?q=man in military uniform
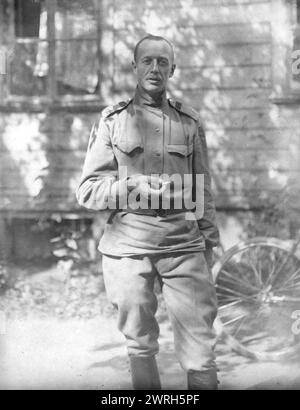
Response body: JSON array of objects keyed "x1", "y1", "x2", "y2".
[{"x1": 76, "y1": 34, "x2": 220, "y2": 390}]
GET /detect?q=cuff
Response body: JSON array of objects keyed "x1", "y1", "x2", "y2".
[{"x1": 110, "y1": 178, "x2": 129, "y2": 208}]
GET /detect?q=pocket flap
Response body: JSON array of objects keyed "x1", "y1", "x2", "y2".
[
  {"x1": 115, "y1": 139, "x2": 144, "y2": 154},
  {"x1": 167, "y1": 143, "x2": 193, "y2": 157}
]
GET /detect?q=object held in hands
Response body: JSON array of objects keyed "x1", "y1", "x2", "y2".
[{"x1": 128, "y1": 175, "x2": 170, "y2": 199}]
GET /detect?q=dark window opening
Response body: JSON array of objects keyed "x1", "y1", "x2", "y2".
[{"x1": 14, "y1": 0, "x2": 42, "y2": 38}]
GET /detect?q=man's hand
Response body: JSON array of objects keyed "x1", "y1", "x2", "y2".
[{"x1": 127, "y1": 175, "x2": 169, "y2": 200}]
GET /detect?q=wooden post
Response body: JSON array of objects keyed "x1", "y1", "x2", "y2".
[
  {"x1": 0, "y1": 216, "x2": 12, "y2": 261},
  {"x1": 46, "y1": 0, "x2": 57, "y2": 102},
  {"x1": 94, "y1": 0, "x2": 103, "y2": 99}
]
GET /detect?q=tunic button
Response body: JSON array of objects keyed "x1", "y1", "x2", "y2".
[
  {"x1": 155, "y1": 128, "x2": 160, "y2": 132},
  {"x1": 155, "y1": 152, "x2": 161, "y2": 156}
]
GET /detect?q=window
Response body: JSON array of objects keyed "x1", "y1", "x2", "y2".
[
  {"x1": 271, "y1": 0, "x2": 300, "y2": 103},
  {"x1": 3, "y1": 0, "x2": 103, "y2": 105},
  {"x1": 291, "y1": 0, "x2": 300, "y2": 89}
]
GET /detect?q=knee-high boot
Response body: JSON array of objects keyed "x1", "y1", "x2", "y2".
[
  {"x1": 187, "y1": 368, "x2": 218, "y2": 390},
  {"x1": 129, "y1": 356, "x2": 162, "y2": 390}
]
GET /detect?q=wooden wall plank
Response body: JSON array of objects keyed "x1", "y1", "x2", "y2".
[
  {"x1": 112, "y1": 3, "x2": 271, "y2": 28},
  {"x1": 173, "y1": 89, "x2": 272, "y2": 110},
  {"x1": 115, "y1": 21, "x2": 271, "y2": 45},
  {"x1": 113, "y1": 0, "x2": 269, "y2": 9}
]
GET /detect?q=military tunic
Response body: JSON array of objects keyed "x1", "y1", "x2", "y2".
[{"x1": 76, "y1": 89, "x2": 219, "y2": 256}]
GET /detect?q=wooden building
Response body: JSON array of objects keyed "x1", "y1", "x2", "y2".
[{"x1": 0, "y1": 0, "x2": 300, "y2": 259}]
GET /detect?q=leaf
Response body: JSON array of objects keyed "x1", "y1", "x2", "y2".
[
  {"x1": 53, "y1": 249, "x2": 70, "y2": 257},
  {"x1": 65, "y1": 239, "x2": 78, "y2": 250},
  {"x1": 50, "y1": 236, "x2": 63, "y2": 243}
]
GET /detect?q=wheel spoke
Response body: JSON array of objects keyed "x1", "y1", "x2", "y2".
[
  {"x1": 218, "y1": 299, "x2": 243, "y2": 310},
  {"x1": 216, "y1": 283, "x2": 256, "y2": 302},
  {"x1": 220, "y1": 268, "x2": 260, "y2": 292},
  {"x1": 275, "y1": 281, "x2": 300, "y2": 292},
  {"x1": 239, "y1": 332, "x2": 269, "y2": 344},
  {"x1": 266, "y1": 252, "x2": 278, "y2": 284},
  {"x1": 257, "y1": 255, "x2": 263, "y2": 285},
  {"x1": 218, "y1": 296, "x2": 244, "y2": 306},
  {"x1": 254, "y1": 245, "x2": 264, "y2": 285},
  {"x1": 274, "y1": 266, "x2": 300, "y2": 289},
  {"x1": 218, "y1": 295, "x2": 241, "y2": 301},
  {"x1": 233, "y1": 314, "x2": 249, "y2": 337},
  {"x1": 222, "y1": 312, "x2": 249, "y2": 327},
  {"x1": 246, "y1": 251, "x2": 263, "y2": 286}
]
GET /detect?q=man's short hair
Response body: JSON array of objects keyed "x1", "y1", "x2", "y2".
[{"x1": 133, "y1": 34, "x2": 175, "y2": 62}]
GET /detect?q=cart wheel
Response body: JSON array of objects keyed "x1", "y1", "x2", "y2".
[{"x1": 212, "y1": 237, "x2": 300, "y2": 360}]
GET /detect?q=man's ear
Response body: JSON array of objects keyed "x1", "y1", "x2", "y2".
[
  {"x1": 169, "y1": 64, "x2": 176, "y2": 78},
  {"x1": 132, "y1": 60, "x2": 137, "y2": 73}
]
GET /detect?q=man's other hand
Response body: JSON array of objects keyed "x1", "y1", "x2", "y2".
[{"x1": 127, "y1": 174, "x2": 169, "y2": 199}]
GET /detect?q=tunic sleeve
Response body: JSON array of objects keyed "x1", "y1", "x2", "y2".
[
  {"x1": 192, "y1": 122, "x2": 220, "y2": 248},
  {"x1": 76, "y1": 115, "x2": 128, "y2": 210}
]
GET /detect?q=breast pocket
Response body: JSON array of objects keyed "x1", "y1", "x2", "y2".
[
  {"x1": 113, "y1": 137, "x2": 144, "y2": 174},
  {"x1": 166, "y1": 143, "x2": 193, "y2": 175}
]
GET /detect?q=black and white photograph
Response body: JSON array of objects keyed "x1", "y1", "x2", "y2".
[{"x1": 0, "y1": 0, "x2": 300, "y2": 392}]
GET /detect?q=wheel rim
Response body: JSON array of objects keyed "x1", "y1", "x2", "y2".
[{"x1": 213, "y1": 238, "x2": 300, "y2": 360}]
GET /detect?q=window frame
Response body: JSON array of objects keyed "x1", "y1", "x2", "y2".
[
  {"x1": 271, "y1": 0, "x2": 300, "y2": 104},
  {"x1": 0, "y1": 0, "x2": 104, "y2": 112}
]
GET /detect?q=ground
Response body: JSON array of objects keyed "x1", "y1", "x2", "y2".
[{"x1": 1, "y1": 263, "x2": 300, "y2": 390}]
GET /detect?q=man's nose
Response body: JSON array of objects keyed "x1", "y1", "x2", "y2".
[{"x1": 151, "y1": 59, "x2": 159, "y2": 72}]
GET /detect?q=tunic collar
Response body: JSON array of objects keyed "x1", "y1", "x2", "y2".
[{"x1": 133, "y1": 86, "x2": 168, "y2": 111}]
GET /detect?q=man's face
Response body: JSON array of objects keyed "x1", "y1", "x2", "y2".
[{"x1": 132, "y1": 39, "x2": 176, "y2": 95}]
